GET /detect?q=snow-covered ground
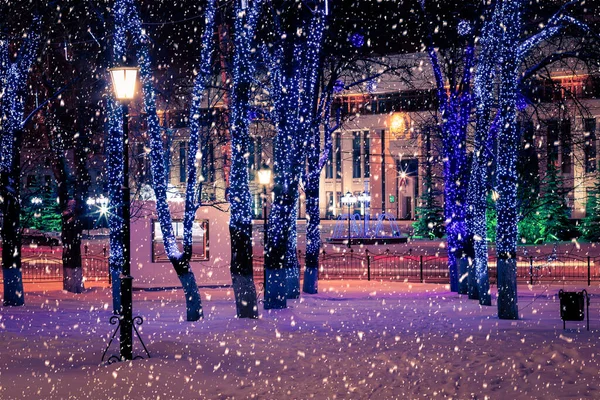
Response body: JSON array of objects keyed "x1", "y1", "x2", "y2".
[{"x1": 1, "y1": 281, "x2": 599, "y2": 399}]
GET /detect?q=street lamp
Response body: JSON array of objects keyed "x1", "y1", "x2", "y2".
[
  {"x1": 341, "y1": 191, "x2": 357, "y2": 248},
  {"x1": 103, "y1": 65, "x2": 146, "y2": 363},
  {"x1": 358, "y1": 191, "x2": 371, "y2": 237},
  {"x1": 257, "y1": 164, "x2": 272, "y2": 291}
]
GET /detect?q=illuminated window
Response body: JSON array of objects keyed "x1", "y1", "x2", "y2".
[
  {"x1": 363, "y1": 131, "x2": 370, "y2": 178},
  {"x1": 585, "y1": 118, "x2": 597, "y2": 173},
  {"x1": 152, "y1": 220, "x2": 209, "y2": 262},
  {"x1": 352, "y1": 131, "x2": 361, "y2": 178}
]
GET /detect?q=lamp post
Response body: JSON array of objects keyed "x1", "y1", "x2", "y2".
[
  {"x1": 108, "y1": 65, "x2": 139, "y2": 362},
  {"x1": 257, "y1": 164, "x2": 272, "y2": 290},
  {"x1": 341, "y1": 191, "x2": 357, "y2": 248},
  {"x1": 358, "y1": 191, "x2": 371, "y2": 237}
]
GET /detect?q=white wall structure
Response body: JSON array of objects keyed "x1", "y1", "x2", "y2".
[{"x1": 130, "y1": 201, "x2": 233, "y2": 288}]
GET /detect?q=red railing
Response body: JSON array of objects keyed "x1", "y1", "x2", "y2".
[
  {"x1": 253, "y1": 250, "x2": 600, "y2": 286},
  {"x1": 0, "y1": 254, "x2": 109, "y2": 283}
]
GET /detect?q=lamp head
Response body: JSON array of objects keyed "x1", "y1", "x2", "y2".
[
  {"x1": 257, "y1": 164, "x2": 272, "y2": 186},
  {"x1": 109, "y1": 66, "x2": 139, "y2": 102},
  {"x1": 342, "y1": 191, "x2": 357, "y2": 206}
]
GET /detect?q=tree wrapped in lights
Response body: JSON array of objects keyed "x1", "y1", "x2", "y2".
[
  {"x1": 0, "y1": 16, "x2": 41, "y2": 306},
  {"x1": 464, "y1": 2, "x2": 502, "y2": 306},
  {"x1": 261, "y1": 2, "x2": 326, "y2": 307},
  {"x1": 304, "y1": 91, "x2": 339, "y2": 294},
  {"x1": 106, "y1": 0, "x2": 128, "y2": 313},
  {"x1": 292, "y1": 4, "x2": 326, "y2": 297},
  {"x1": 108, "y1": 0, "x2": 217, "y2": 320},
  {"x1": 492, "y1": 0, "x2": 596, "y2": 319},
  {"x1": 495, "y1": 0, "x2": 521, "y2": 320},
  {"x1": 228, "y1": 0, "x2": 262, "y2": 318},
  {"x1": 417, "y1": 1, "x2": 474, "y2": 293}
]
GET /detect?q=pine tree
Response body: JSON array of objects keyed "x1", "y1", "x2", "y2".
[
  {"x1": 516, "y1": 120, "x2": 543, "y2": 244},
  {"x1": 22, "y1": 185, "x2": 61, "y2": 233},
  {"x1": 413, "y1": 127, "x2": 444, "y2": 239},
  {"x1": 579, "y1": 175, "x2": 600, "y2": 241},
  {"x1": 32, "y1": 189, "x2": 61, "y2": 232},
  {"x1": 540, "y1": 162, "x2": 573, "y2": 241},
  {"x1": 413, "y1": 173, "x2": 444, "y2": 239}
]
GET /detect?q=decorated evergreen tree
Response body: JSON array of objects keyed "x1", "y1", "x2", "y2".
[
  {"x1": 540, "y1": 162, "x2": 573, "y2": 241},
  {"x1": 579, "y1": 176, "x2": 600, "y2": 241},
  {"x1": 25, "y1": 188, "x2": 61, "y2": 232}
]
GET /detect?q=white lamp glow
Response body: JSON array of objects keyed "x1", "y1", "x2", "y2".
[
  {"x1": 341, "y1": 191, "x2": 357, "y2": 206},
  {"x1": 358, "y1": 191, "x2": 371, "y2": 204},
  {"x1": 258, "y1": 164, "x2": 272, "y2": 186},
  {"x1": 109, "y1": 67, "x2": 139, "y2": 101}
]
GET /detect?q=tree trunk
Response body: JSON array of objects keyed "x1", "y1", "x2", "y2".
[
  {"x1": 2, "y1": 170, "x2": 24, "y2": 306},
  {"x1": 227, "y1": 0, "x2": 260, "y2": 315},
  {"x1": 464, "y1": 236, "x2": 479, "y2": 300},
  {"x1": 458, "y1": 254, "x2": 469, "y2": 295},
  {"x1": 265, "y1": 187, "x2": 296, "y2": 309},
  {"x1": 303, "y1": 181, "x2": 320, "y2": 294},
  {"x1": 176, "y1": 263, "x2": 203, "y2": 321},
  {"x1": 497, "y1": 258, "x2": 518, "y2": 318},
  {"x1": 495, "y1": 0, "x2": 520, "y2": 320},
  {"x1": 443, "y1": 135, "x2": 468, "y2": 293},
  {"x1": 285, "y1": 196, "x2": 300, "y2": 299},
  {"x1": 61, "y1": 219, "x2": 84, "y2": 293},
  {"x1": 229, "y1": 223, "x2": 258, "y2": 318}
]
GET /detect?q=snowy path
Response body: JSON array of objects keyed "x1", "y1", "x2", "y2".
[{"x1": 1, "y1": 281, "x2": 599, "y2": 399}]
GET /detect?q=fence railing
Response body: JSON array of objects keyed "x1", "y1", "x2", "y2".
[
  {"x1": 253, "y1": 250, "x2": 600, "y2": 286},
  {"x1": 1, "y1": 254, "x2": 109, "y2": 283}
]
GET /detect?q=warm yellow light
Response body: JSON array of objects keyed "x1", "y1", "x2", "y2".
[
  {"x1": 109, "y1": 67, "x2": 139, "y2": 101},
  {"x1": 390, "y1": 112, "x2": 409, "y2": 138},
  {"x1": 257, "y1": 164, "x2": 272, "y2": 186}
]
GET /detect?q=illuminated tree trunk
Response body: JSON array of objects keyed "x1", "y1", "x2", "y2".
[
  {"x1": 285, "y1": 194, "x2": 300, "y2": 299},
  {"x1": 303, "y1": 174, "x2": 320, "y2": 294},
  {"x1": 1, "y1": 148, "x2": 24, "y2": 306},
  {"x1": 107, "y1": 100, "x2": 124, "y2": 313},
  {"x1": 495, "y1": 0, "x2": 520, "y2": 320},
  {"x1": 0, "y1": 17, "x2": 40, "y2": 306},
  {"x1": 228, "y1": 0, "x2": 261, "y2": 317},
  {"x1": 107, "y1": 0, "x2": 127, "y2": 313},
  {"x1": 422, "y1": 16, "x2": 473, "y2": 293},
  {"x1": 109, "y1": 0, "x2": 217, "y2": 320},
  {"x1": 303, "y1": 94, "x2": 336, "y2": 294},
  {"x1": 265, "y1": 7, "x2": 326, "y2": 304},
  {"x1": 442, "y1": 122, "x2": 469, "y2": 294},
  {"x1": 465, "y1": 3, "x2": 502, "y2": 307}
]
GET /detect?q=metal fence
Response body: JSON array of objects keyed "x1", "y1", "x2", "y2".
[
  {"x1": 253, "y1": 250, "x2": 600, "y2": 286},
  {"x1": 1, "y1": 254, "x2": 109, "y2": 283}
]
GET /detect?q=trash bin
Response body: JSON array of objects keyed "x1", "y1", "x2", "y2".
[{"x1": 559, "y1": 289, "x2": 590, "y2": 331}]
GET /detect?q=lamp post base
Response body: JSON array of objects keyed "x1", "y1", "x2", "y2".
[
  {"x1": 101, "y1": 276, "x2": 150, "y2": 363},
  {"x1": 101, "y1": 314, "x2": 151, "y2": 364}
]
